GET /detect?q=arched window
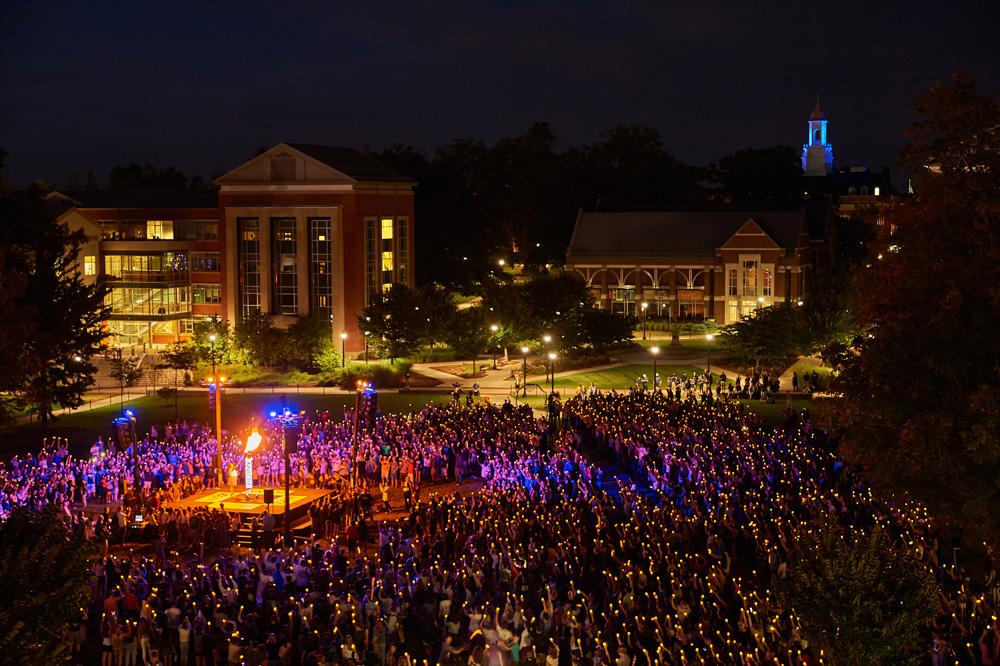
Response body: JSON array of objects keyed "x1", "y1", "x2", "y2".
[
  {"x1": 814, "y1": 129, "x2": 821, "y2": 142},
  {"x1": 847, "y1": 186, "x2": 855, "y2": 195},
  {"x1": 861, "y1": 186, "x2": 869, "y2": 195}
]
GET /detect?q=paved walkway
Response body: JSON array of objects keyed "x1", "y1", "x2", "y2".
[{"x1": 15, "y1": 336, "x2": 826, "y2": 426}]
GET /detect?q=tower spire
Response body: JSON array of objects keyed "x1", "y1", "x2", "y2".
[{"x1": 803, "y1": 98, "x2": 833, "y2": 176}]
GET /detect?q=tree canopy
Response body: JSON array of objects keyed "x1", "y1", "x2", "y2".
[
  {"x1": 834, "y1": 74, "x2": 1000, "y2": 536},
  {"x1": 374, "y1": 123, "x2": 710, "y2": 290},
  {"x1": 108, "y1": 163, "x2": 192, "y2": 189},
  {"x1": 778, "y1": 516, "x2": 938, "y2": 666},
  {"x1": 710, "y1": 145, "x2": 803, "y2": 203},
  {"x1": 0, "y1": 506, "x2": 97, "y2": 663},
  {"x1": 0, "y1": 187, "x2": 108, "y2": 426},
  {"x1": 358, "y1": 284, "x2": 457, "y2": 362}
]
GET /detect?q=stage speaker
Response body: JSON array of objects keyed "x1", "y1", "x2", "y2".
[{"x1": 263, "y1": 488, "x2": 274, "y2": 504}]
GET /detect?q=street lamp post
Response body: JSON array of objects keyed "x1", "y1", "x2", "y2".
[
  {"x1": 491, "y1": 324, "x2": 499, "y2": 369},
  {"x1": 542, "y1": 335, "x2": 552, "y2": 381},
  {"x1": 521, "y1": 346, "x2": 529, "y2": 397},
  {"x1": 548, "y1": 352, "x2": 557, "y2": 429},
  {"x1": 209, "y1": 334, "x2": 217, "y2": 377},
  {"x1": 117, "y1": 348, "x2": 124, "y2": 411},
  {"x1": 651, "y1": 346, "x2": 659, "y2": 391},
  {"x1": 341, "y1": 332, "x2": 347, "y2": 368},
  {"x1": 548, "y1": 352, "x2": 557, "y2": 395},
  {"x1": 641, "y1": 302, "x2": 648, "y2": 340},
  {"x1": 706, "y1": 333, "x2": 714, "y2": 375},
  {"x1": 758, "y1": 296, "x2": 764, "y2": 310}
]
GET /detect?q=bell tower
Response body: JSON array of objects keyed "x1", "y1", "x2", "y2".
[{"x1": 802, "y1": 96, "x2": 833, "y2": 176}]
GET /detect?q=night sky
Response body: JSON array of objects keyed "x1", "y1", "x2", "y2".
[{"x1": 3, "y1": 1, "x2": 998, "y2": 189}]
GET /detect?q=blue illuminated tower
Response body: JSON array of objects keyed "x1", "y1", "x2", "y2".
[{"x1": 802, "y1": 97, "x2": 834, "y2": 176}]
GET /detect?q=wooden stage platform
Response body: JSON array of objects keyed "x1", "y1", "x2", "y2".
[{"x1": 166, "y1": 486, "x2": 335, "y2": 525}]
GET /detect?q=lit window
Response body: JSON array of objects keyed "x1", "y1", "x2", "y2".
[
  {"x1": 381, "y1": 217, "x2": 394, "y2": 288},
  {"x1": 191, "y1": 252, "x2": 221, "y2": 272},
  {"x1": 84, "y1": 255, "x2": 96, "y2": 276},
  {"x1": 192, "y1": 284, "x2": 222, "y2": 304},
  {"x1": 365, "y1": 218, "x2": 377, "y2": 306},
  {"x1": 742, "y1": 259, "x2": 758, "y2": 296},
  {"x1": 145, "y1": 220, "x2": 174, "y2": 239}
]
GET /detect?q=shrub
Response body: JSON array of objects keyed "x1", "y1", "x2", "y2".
[
  {"x1": 337, "y1": 361, "x2": 412, "y2": 390},
  {"x1": 525, "y1": 350, "x2": 611, "y2": 375}
]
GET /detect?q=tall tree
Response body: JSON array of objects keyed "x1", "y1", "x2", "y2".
[
  {"x1": 232, "y1": 311, "x2": 290, "y2": 368},
  {"x1": 778, "y1": 516, "x2": 938, "y2": 666},
  {"x1": 0, "y1": 254, "x2": 37, "y2": 425},
  {"x1": 710, "y1": 145, "x2": 803, "y2": 202},
  {"x1": 288, "y1": 311, "x2": 336, "y2": 372},
  {"x1": 108, "y1": 163, "x2": 189, "y2": 189},
  {"x1": 444, "y1": 306, "x2": 493, "y2": 370},
  {"x1": 835, "y1": 74, "x2": 1000, "y2": 535},
  {"x1": 109, "y1": 355, "x2": 144, "y2": 387},
  {"x1": 0, "y1": 506, "x2": 97, "y2": 664},
  {"x1": 358, "y1": 285, "x2": 436, "y2": 362},
  {"x1": 717, "y1": 304, "x2": 799, "y2": 370},
  {"x1": 585, "y1": 124, "x2": 706, "y2": 207},
  {"x1": 159, "y1": 342, "x2": 196, "y2": 420},
  {"x1": 0, "y1": 187, "x2": 108, "y2": 426}
]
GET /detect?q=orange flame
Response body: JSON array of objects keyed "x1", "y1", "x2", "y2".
[{"x1": 245, "y1": 428, "x2": 262, "y2": 454}]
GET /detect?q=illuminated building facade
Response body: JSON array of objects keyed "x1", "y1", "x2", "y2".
[
  {"x1": 55, "y1": 144, "x2": 415, "y2": 350},
  {"x1": 565, "y1": 207, "x2": 817, "y2": 325}
]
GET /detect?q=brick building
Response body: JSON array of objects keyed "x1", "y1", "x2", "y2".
[
  {"x1": 54, "y1": 144, "x2": 415, "y2": 351},
  {"x1": 565, "y1": 207, "x2": 821, "y2": 325}
]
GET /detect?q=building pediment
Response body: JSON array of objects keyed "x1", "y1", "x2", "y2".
[
  {"x1": 720, "y1": 219, "x2": 781, "y2": 250},
  {"x1": 214, "y1": 143, "x2": 416, "y2": 190},
  {"x1": 214, "y1": 144, "x2": 357, "y2": 187}
]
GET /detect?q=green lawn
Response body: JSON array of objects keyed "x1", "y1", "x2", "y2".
[
  {"x1": 0, "y1": 391, "x2": 452, "y2": 462},
  {"x1": 546, "y1": 363, "x2": 718, "y2": 392},
  {"x1": 627, "y1": 337, "x2": 727, "y2": 353},
  {"x1": 516, "y1": 361, "x2": 812, "y2": 429},
  {"x1": 517, "y1": 391, "x2": 814, "y2": 430}
]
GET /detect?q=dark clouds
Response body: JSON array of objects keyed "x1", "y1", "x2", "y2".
[{"x1": 2, "y1": 0, "x2": 998, "y2": 188}]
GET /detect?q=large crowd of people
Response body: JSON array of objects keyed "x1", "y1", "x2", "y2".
[{"x1": 4, "y1": 386, "x2": 998, "y2": 665}]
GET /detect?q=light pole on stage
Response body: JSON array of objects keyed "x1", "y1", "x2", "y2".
[
  {"x1": 276, "y1": 411, "x2": 301, "y2": 546},
  {"x1": 201, "y1": 373, "x2": 229, "y2": 488},
  {"x1": 341, "y1": 331, "x2": 348, "y2": 367},
  {"x1": 641, "y1": 301, "x2": 648, "y2": 340},
  {"x1": 207, "y1": 333, "x2": 226, "y2": 487},
  {"x1": 521, "y1": 346, "x2": 529, "y2": 397}
]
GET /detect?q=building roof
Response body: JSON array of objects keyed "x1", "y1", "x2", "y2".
[
  {"x1": 47, "y1": 189, "x2": 219, "y2": 209},
  {"x1": 809, "y1": 105, "x2": 826, "y2": 121},
  {"x1": 568, "y1": 209, "x2": 807, "y2": 259},
  {"x1": 284, "y1": 144, "x2": 416, "y2": 183}
]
